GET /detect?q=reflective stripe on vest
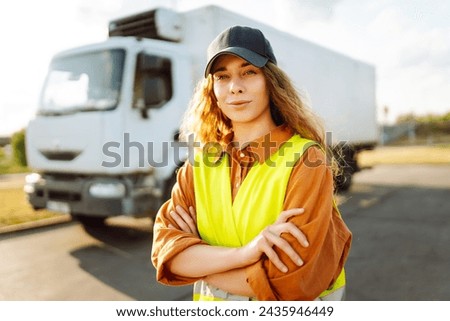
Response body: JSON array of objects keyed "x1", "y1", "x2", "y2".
[{"x1": 192, "y1": 134, "x2": 345, "y2": 300}]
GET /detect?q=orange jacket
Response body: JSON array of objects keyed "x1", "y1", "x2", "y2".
[{"x1": 151, "y1": 125, "x2": 352, "y2": 300}]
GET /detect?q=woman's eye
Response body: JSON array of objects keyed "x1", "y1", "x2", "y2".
[
  {"x1": 214, "y1": 74, "x2": 228, "y2": 81},
  {"x1": 244, "y1": 69, "x2": 257, "y2": 75}
]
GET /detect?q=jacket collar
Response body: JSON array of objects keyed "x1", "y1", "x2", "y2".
[{"x1": 213, "y1": 124, "x2": 294, "y2": 164}]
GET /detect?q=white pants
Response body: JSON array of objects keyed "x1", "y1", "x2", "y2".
[{"x1": 315, "y1": 286, "x2": 346, "y2": 301}]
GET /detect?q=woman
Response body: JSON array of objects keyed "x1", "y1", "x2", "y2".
[{"x1": 151, "y1": 26, "x2": 352, "y2": 301}]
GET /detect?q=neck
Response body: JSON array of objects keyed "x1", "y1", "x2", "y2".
[{"x1": 232, "y1": 119, "x2": 277, "y2": 146}]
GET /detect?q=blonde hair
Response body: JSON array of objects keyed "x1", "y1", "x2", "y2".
[
  {"x1": 179, "y1": 61, "x2": 343, "y2": 184},
  {"x1": 263, "y1": 62, "x2": 325, "y2": 145},
  {"x1": 180, "y1": 62, "x2": 325, "y2": 147},
  {"x1": 179, "y1": 74, "x2": 231, "y2": 145}
]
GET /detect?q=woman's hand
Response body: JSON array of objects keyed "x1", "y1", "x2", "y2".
[
  {"x1": 168, "y1": 206, "x2": 308, "y2": 272},
  {"x1": 168, "y1": 205, "x2": 199, "y2": 237},
  {"x1": 240, "y1": 208, "x2": 309, "y2": 273}
]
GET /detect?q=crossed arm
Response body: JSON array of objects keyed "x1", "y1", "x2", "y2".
[
  {"x1": 151, "y1": 147, "x2": 350, "y2": 300},
  {"x1": 166, "y1": 205, "x2": 308, "y2": 297}
]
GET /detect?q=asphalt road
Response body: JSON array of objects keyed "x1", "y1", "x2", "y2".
[
  {"x1": 0, "y1": 218, "x2": 193, "y2": 301},
  {"x1": 1, "y1": 164, "x2": 449, "y2": 300},
  {"x1": 343, "y1": 164, "x2": 450, "y2": 300}
]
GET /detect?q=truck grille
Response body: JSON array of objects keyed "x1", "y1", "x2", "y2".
[{"x1": 48, "y1": 190, "x2": 81, "y2": 202}]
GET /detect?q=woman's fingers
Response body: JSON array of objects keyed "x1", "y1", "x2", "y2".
[
  {"x1": 263, "y1": 228, "x2": 304, "y2": 267},
  {"x1": 260, "y1": 241, "x2": 289, "y2": 273},
  {"x1": 243, "y1": 222, "x2": 306, "y2": 273},
  {"x1": 282, "y1": 222, "x2": 309, "y2": 247},
  {"x1": 276, "y1": 208, "x2": 304, "y2": 223},
  {"x1": 260, "y1": 216, "x2": 310, "y2": 270},
  {"x1": 176, "y1": 205, "x2": 197, "y2": 230},
  {"x1": 169, "y1": 210, "x2": 191, "y2": 233},
  {"x1": 189, "y1": 206, "x2": 197, "y2": 225},
  {"x1": 169, "y1": 205, "x2": 199, "y2": 236},
  {"x1": 275, "y1": 209, "x2": 309, "y2": 247},
  {"x1": 179, "y1": 205, "x2": 199, "y2": 237}
]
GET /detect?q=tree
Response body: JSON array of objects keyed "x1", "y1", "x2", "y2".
[{"x1": 11, "y1": 128, "x2": 27, "y2": 167}]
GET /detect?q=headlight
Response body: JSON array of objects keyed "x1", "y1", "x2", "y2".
[
  {"x1": 24, "y1": 173, "x2": 41, "y2": 194},
  {"x1": 23, "y1": 184, "x2": 35, "y2": 194},
  {"x1": 89, "y1": 182, "x2": 126, "y2": 198},
  {"x1": 25, "y1": 173, "x2": 41, "y2": 184}
]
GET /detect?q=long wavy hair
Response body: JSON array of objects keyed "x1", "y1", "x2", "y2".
[
  {"x1": 180, "y1": 61, "x2": 325, "y2": 147},
  {"x1": 180, "y1": 61, "x2": 343, "y2": 184}
]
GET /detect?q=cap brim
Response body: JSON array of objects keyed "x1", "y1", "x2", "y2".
[{"x1": 204, "y1": 47, "x2": 269, "y2": 77}]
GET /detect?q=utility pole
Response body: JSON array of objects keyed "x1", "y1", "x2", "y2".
[{"x1": 381, "y1": 105, "x2": 389, "y2": 145}]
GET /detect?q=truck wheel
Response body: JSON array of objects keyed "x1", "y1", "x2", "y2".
[
  {"x1": 72, "y1": 214, "x2": 106, "y2": 227},
  {"x1": 335, "y1": 168, "x2": 353, "y2": 192},
  {"x1": 334, "y1": 145, "x2": 357, "y2": 193}
]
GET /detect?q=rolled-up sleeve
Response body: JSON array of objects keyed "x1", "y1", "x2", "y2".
[
  {"x1": 151, "y1": 162, "x2": 206, "y2": 285},
  {"x1": 246, "y1": 147, "x2": 352, "y2": 300}
]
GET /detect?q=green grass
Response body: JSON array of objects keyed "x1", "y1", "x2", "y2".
[
  {"x1": 0, "y1": 147, "x2": 58, "y2": 227},
  {"x1": 0, "y1": 163, "x2": 29, "y2": 175},
  {"x1": 0, "y1": 187, "x2": 59, "y2": 227},
  {"x1": 0, "y1": 148, "x2": 29, "y2": 175},
  {"x1": 358, "y1": 145, "x2": 450, "y2": 167}
]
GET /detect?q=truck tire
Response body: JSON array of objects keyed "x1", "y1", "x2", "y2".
[
  {"x1": 334, "y1": 145, "x2": 357, "y2": 193},
  {"x1": 335, "y1": 167, "x2": 353, "y2": 192}
]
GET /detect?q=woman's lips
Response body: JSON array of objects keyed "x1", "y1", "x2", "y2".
[{"x1": 228, "y1": 100, "x2": 251, "y2": 106}]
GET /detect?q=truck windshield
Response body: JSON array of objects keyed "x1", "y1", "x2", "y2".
[{"x1": 39, "y1": 49, "x2": 125, "y2": 115}]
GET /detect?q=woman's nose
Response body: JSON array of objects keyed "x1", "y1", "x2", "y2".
[{"x1": 229, "y1": 77, "x2": 244, "y2": 94}]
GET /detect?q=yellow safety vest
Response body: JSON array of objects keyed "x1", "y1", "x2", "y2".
[{"x1": 192, "y1": 134, "x2": 345, "y2": 301}]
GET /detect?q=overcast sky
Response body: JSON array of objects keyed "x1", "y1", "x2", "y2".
[{"x1": 0, "y1": 0, "x2": 449, "y2": 136}]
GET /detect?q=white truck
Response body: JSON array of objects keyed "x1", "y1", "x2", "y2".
[{"x1": 25, "y1": 5, "x2": 377, "y2": 225}]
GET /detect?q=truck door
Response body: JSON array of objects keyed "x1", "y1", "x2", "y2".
[{"x1": 123, "y1": 48, "x2": 192, "y2": 184}]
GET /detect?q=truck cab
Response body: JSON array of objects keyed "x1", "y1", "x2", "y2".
[
  {"x1": 25, "y1": 5, "x2": 378, "y2": 226},
  {"x1": 25, "y1": 9, "x2": 192, "y2": 225}
]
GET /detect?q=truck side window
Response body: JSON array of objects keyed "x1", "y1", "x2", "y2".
[{"x1": 133, "y1": 53, "x2": 173, "y2": 110}]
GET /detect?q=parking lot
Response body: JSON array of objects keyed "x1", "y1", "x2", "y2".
[{"x1": 1, "y1": 164, "x2": 449, "y2": 300}]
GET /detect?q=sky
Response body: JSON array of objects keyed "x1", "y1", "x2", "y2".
[{"x1": 0, "y1": 0, "x2": 449, "y2": 136}]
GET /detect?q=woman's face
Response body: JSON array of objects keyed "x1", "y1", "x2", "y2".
[{"x1": 212, "y1": 54, "x2": 272, "y2": 129}]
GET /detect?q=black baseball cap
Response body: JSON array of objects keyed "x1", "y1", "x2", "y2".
[{"x1": 204, "y1": 25, "x2": 277, "y2": 77}]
